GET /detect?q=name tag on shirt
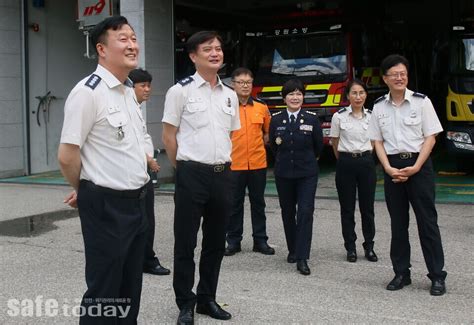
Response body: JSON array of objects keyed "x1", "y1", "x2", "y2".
[{"x1": 277, "y1": 126, "x2": 286, "y2": 131}]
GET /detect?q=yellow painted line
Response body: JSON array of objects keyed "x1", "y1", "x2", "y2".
[
  {"x1": 455, "y1": 191, "x2": 474, "y2": 195},
  {"x1": 437, "y1": 183, "x2": 474, "y2": 187}
]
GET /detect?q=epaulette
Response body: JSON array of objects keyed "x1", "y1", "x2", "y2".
[
  {"x1": 271, "y1": 110, "x2": 283, "y2": 117},
  {"x1": 306, "y1": 111, "x2": 318, "y2": 116},
  {"x1": 373, "y1": 95, "x2": 386, "y2": 104},
  {"x1": 252, "y1": 97, "x2": 266, "y2": 105},
  {"x1": 124, "y1": 78, "x2": 133, "y2": 88},
  {"x1": 178, "y1": 76, "x2": 193, "y2": 86},
  {"x1": 337, "y1": 107, "x2": 347, "y2": 114},
  {"x1": 412, "y1": 92, "x2": 426, "y2": 98},
  {"x1": 85, "y1": 74, "x2": 101, "y2": 90}
]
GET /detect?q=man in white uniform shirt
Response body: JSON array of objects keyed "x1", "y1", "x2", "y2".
[
  {"x1": 58, "y1": 16, "x2": 149, "y2": 324},
  {"x1": 368, "y1": 54, "x2": 447, "y2": 296},
  {"x1": 162, "y1": 31, "x2": 239, "y2": 324}
]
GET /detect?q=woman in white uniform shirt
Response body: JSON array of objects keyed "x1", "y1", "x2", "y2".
[{"x1": 330, "y1": 79, "x2": 378, "y2": 263}]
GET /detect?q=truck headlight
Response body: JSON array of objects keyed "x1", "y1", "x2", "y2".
[{"x1": 446, "y1": 131, "x2": 472, "y2": 144}]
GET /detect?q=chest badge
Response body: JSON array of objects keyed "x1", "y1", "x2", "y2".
[
  {"x1": 117, "y1": 126, "x2": 125, "y2": 140},
  {"x1": 275, "y1": 137, "x2": 282, "y2": 145}
]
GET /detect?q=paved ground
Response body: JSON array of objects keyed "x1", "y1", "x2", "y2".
[{"x1": 0, "y1": 183, "x2": 473, "y2": 324}]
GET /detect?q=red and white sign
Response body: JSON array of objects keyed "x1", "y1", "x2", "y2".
[{"x1": 77, "y1": 0, "x2": 112, "y2": 27}]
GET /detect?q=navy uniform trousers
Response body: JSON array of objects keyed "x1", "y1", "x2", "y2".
[
  {"x1": 226, "y1": 168, "x2": 268, "y2": 246},
  {"x1": 275, "y1": 175, "x2": 318, "y2": 260},
  {"x1": 77, "y1": 180, "x2": 147, "y2": 325},
  {"x1": 173, "y1": 161, "x2": 231, "y2": 310},
  {"x1": 144, "y1": 180, "x2": 161, "y2": 268},
  {"x1": 335, "y1": 152, "x2": 376, "y2": 252},
  {"x1": 384, "y1": 155, "x2": 447, "y2": 281}
]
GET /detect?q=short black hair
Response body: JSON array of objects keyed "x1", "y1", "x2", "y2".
[
  {"x1": 344, "y1": 78, "x2": 368, "y2": 98},
  {"x1": 90, "y1": 16, "x2": 132, "y2": 54},
  {"x1": 380, "y1": 54, "x2": 409, "y2": 75},
  {"x1": 282, "y1": 79, "x2": 305, "y2": 98},
  {"x1": 186, "y1": 31, "x2": 223, "y2": 54},
  {"x1": 231, "y1": 67, "x2": 253, "y2": 79},
  {"x1": 129, "y1": 68, "x2": 152, "y2": 84}
]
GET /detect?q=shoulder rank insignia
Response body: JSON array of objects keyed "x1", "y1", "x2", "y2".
[
  {"x1": 306, "y1": 111, "x2": 318, "y2": 116},
  {"x1": 337, "y1": 107, "x2": 347, "y2": 114},
  {"x1": 178, "y1": 76, "x2": 193, "y2": 86},
  {"x1": 373, "y1": 95, "x2": 386, "y2": 104},
  {"x1": 412, "y1": 92, "x2": 426, "y2": 98},
  {"x1": 124, "y1": 78, "x2": 133, "y2": 88},
  {"x1": 85, "y1": 74, "x2": 101, "y2": 90}
]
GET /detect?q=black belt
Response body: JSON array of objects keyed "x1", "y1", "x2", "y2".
[
  {"x1": 80, "y1": 180, "x2": 146, "y2": 199},
  {"x1": 339, "y1": 150, "x2": 372, "y2": 158},
  {"x1": 178, "y1": 160, "x2": 230, "y2": 173},
  {"x1": 387, "y1": 152, "x2": 419, "y2": 160}
]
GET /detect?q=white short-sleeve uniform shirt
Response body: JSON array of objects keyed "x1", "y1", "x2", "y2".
[
  {"x1": 367, "y1": 89, "x2": 443, "y2": 154},
  {"x1": 60, "y1": 64, "x2": 149, "y2": 190},
  {"x1": 162, "y1": 71, "x2": 240, "y2": 164},
  {"x1": 330, "y1": 106, "x2": 373, "y2": 153}
]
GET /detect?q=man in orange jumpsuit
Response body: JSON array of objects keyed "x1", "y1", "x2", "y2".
[{"x1": 225, "y1": 67, "x2": 275, "y2": 256}]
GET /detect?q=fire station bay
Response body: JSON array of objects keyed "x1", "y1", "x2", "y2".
[{"x1": 1, "y1": 0, "x2": 473, "y2": 182}]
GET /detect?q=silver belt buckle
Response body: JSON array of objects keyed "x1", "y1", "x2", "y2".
[
  {"x1": 213, "y1": 164, "x2": 225, "y2": 172},
  {"x1": 400, "y1": 152, "x2": 411, "y2": 159},
  {"x1": 351, "y1": 152, "x2": 361, "y2": 158}
]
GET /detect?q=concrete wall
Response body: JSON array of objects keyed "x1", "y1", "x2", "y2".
[
  {"x1": 0, "y1": 1, "x2": 25, "y2": 178},
  {"x1": 122, "y1": 0, "x2": 175, "y2": 181}
]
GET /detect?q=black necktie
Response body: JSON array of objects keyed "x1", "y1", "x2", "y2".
[{"x1": 290, "y1": 115, "x2": 296, "y2": 124}]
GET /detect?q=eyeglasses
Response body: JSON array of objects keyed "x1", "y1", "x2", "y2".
[
  {"x1": 385, "y1": 71, "x2": 408, "y2": 79},
  {"x1": 232, "y1": 80, "x2": 253, "y2": 86},
  {"x1": 349, "y1": 91, "x2": 367, "y2": 97}
]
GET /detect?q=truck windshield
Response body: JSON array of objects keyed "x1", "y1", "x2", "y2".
[
  {"x1": 449, "y1": 37, "x2": 474, "y2": 73},
  {"x1": 243, "y1": 32, "x2": 348, "y2": 84},
  {"x1": 448, "y1": 37, "x2": 474, "y2": 94}
]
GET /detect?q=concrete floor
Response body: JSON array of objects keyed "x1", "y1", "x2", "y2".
[{"x1": 0, "y1": 183, "x2": 473, "y2": 324}]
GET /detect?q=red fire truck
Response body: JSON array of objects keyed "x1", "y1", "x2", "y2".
[{"x1": 238, "y1": 9, "x2": 385, "y2": 146}]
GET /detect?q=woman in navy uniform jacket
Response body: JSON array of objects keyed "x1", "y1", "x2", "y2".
[{"x1": 269, "y1": 79, "x2": 323, "y2": 275}]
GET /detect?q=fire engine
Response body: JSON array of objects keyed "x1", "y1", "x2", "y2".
[{"x1": 237, "y1": 9, "x2": 385, "y2": 146}]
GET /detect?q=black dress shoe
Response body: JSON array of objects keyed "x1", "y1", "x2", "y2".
[
  {"x1": 253, "y1": 242, "x2": 275, "y2": 255},
  {"x1": 296, "y1": 259, "x2": 311, "y2": 275},
  {"x1": 430, "y1": 279, "x2": 446, "y2": 296},
  {"x1": 177, "y1": 307, "x2": 194, "y2": 325},
  {"x1": 386, "y1": 275, "x2": 412, "y2": 291},
  {"x1": 287, "y1": 253, "x2": 296, "y2": 263},
  {"x1": 347, "y1": 251, "x2": 357, "y2": 263},
  {"x1": 224, "y1": 245, "x2": 241, "y2": 256},
  {"x1": 364, "y1": 249, "x2": 378, "y2": 262},
  {"x1": 196, "y1": 301, "x2": 231, "y2": 320},
  {"x1": 144, "y1": 264, "x2": 171, "y2": 275}
]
